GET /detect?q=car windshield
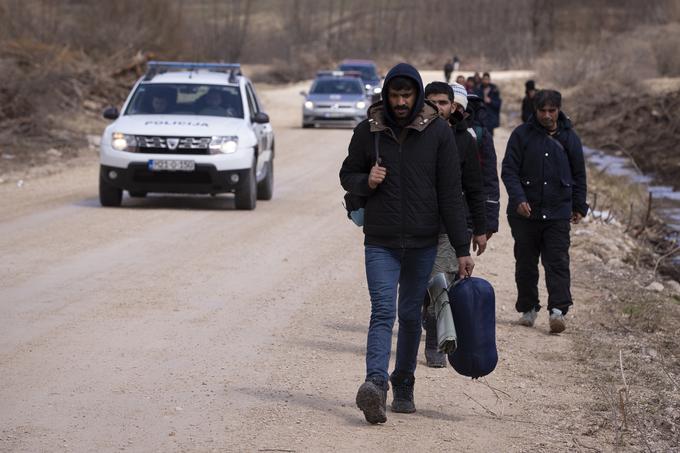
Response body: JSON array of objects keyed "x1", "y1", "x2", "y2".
[
  {"x1": 310, "y1": 79, "x2": 364, "y2": 95},
  {"x1": 339, "y1": 65, "x2": 378, "y2": 81},
  {"x1": 125, "y1": 83, "x2": 244, "y2": 118}
]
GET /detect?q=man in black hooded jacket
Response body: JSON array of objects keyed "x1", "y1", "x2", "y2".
[
  {"x1": 340, "y1": 63, "x2": 474, "y2": 424},
  {"x1": 502, "y1": 89, "x2": 588, "y2": 334}
]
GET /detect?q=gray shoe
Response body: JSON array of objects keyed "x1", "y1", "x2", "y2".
[
  {"x1": 549, "y1": 308, "x2": 566, "y2": 333},
  {"x1": 518, "y1": 308, "x2": 538, "y2": 327}
]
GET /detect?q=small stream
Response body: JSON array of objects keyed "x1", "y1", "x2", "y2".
[{"x1": 583, "y1": 146, "x2": 680, "y2": 267}]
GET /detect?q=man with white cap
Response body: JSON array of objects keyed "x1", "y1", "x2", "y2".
[{"x1": 422, "y1": 81, "x2": 486, "y2": 367}]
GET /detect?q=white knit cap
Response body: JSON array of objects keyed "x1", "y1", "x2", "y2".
[{"x1": 451, "y1": 83, "x2": 468, "y2": 110}]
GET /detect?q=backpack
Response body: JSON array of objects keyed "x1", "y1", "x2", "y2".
[
  {"x1": 343, "y1": 132, "x2": 380, "y2": 226},
  {"x1": 447, "y1": 277, "x2": 498, "y2": 379}
]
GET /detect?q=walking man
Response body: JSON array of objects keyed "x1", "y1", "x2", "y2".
[
  {"x1": 340, "y1": 63, "x2": 474, "y2": 424},
  {"x1": 475, "y1": 72, "x2": 502, "y2": 136},
  {"x1": 501, "y1": 89, "x2": 588, "y2": 333},
  {"x1": 422, "y1": 81, "x2": 487, "y2": 367}
]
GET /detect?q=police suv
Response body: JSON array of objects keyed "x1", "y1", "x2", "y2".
[{"x1": 99, "y1": 61, "x2": 274, "y2": 210}]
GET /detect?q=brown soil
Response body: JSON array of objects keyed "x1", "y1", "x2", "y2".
[{"x1": 567, "y1": 81, "x2": 680, "y2": 191}]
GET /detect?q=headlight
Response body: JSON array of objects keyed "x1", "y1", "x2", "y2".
[
  {"x1": 356, "y1": 101, "x2": 366, "y2": 109},
  {"x1": 304, "y1": 101, "x2": 314, "y2": 109},
  {"x1": 373, "y1": 87, "x2": 382, "y2": 94},
  {"x1": 209, "y1": 136, "x2": 239, "y2": 154},
  {"x1": 111, "y1": 132, "x2": 137, "y2": 152},
  {"x1": 365, "y1": 84, "x2": 371, "y2": 90}
]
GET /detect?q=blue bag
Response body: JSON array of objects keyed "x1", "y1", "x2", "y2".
[{"x1": 447, "y1": 277, "x2": 497, "y2": 379}]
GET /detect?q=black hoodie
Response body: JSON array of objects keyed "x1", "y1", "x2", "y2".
[
  {"x1": 381, "y1": 62, "x2": 425, "y2": 131},
  {"x1": 340, "y1": 63, "x2": 470, "y2": 256}
]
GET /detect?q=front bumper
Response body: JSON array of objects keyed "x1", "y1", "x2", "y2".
[
  {"x1": 100, "y1": 163, "x2": 250, "y2": 194},
  {"x1": 302, "y1": 108, "x2": 366, "y2": 128}
]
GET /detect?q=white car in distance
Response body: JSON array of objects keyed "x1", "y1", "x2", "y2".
[{"x1": 99, "y1": 61, "x2": 274, "y2": 210}]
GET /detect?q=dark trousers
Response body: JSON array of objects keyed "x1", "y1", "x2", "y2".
[{"x1": 508, "y1": 216, "x2": 573, "y2": 314}]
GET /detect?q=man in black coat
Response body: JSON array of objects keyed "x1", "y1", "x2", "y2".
[
  {"x1": 340, "y1": 63, "x2": 474, "y2": 424},
  {"x1": 501, "y1": 89, "x2": 588, "y2": 334},
  {"x1": 422, "y1": 81, "x2": 487, "y2": 367},
  {"x1": 474, "y1": 72, "x2": 502, "y2": 136},
  {"x1": 521, "y1": 80, "x2": 537, "y2": 123},
  {"x1": 463, "y1": 91, "x2": 501, "y2": 240}
]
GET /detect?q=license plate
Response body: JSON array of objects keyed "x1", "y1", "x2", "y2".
[
  {"x1": 148, "y1": 159, "x2": 195, "y2": 171},
  {"x1": 324, "y1": 112, "x2": 344, "y2": 118}
]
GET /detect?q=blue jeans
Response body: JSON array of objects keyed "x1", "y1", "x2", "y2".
[{"x1": 364, "y1": 245, "x2": 437, "y2": 385}]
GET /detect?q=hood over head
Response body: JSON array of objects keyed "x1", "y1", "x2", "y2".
[{"x1": 381, "y1": 63, "x2": 425, "y2": 129}]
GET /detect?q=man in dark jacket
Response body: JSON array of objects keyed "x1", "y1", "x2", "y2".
[
  {"x1": 475, "y1": 72, "x2": 502, "y2": 136},
  {"x1": 466, "y1": 93, "x2": 501, "y2": 238},
  {"x1": 521, "y1": 80, "x2": 537, "y2": 123},
  {"x1": 340, "y1": 63, "x2": 474, "y2": 424},
  {"x1": 501, "y1": 89, "x2": 588, "y2": 334},
  {"x1": 422, "y1": 81, "x2": 486, "y2": 367}
]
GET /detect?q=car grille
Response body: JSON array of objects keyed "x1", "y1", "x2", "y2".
[
  {"x1": 314, "y1": 104, "x2": 355, "y2": 109},
  {"x1": 136, "y1": 136, "x2": 212, "y2": 155}
]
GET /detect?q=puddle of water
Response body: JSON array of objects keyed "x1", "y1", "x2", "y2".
[{"x1": 584, "y1": 146, "x2": 680, "y2": 270}]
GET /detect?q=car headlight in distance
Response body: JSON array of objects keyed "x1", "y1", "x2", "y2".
[
  {"x1": 209, "y1": 136, "x2": 239, "y2": 154},
  {"x1": 373, "y1": 87, "x2": 382, "y2": 94},
  {"x1": 111, "y1": 132, "x2": 137, "y2": 152},
  {"x1": 356, "y1": 101, "x2": 366, "y2": 109},
  {"x1": 304, "y1": 101, "x2": 314, "y2": 109},
  {"x1": 365, "y1": 84, "x2": 371, "y2": 90}
]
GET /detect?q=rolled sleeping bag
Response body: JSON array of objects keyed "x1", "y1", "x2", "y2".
[{"x1": 448, "y1": 277, "x2": 497, "y2": 379}]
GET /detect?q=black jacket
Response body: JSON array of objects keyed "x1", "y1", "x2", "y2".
[
  {"x1": 451, "y1": 116, "x2": 486, "y2": 236},
  {"x1": 465, "y1": 101, "x2": 500, "y2": 233},
  {"x1": 501, "y1": 112, "x2": 589, "y2": 221},
  {"x1": 521, "y1": 95, "x2": 533, "y2": 123},
  {"x1": 474, "y1": 83, "x2": 502, "y2": 130},
  {"x1": 339, "y1": 63, "x2": 470, "y2": 256}
]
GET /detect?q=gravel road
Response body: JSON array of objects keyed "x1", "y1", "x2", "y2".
[{"x1": 1, "y1": 71, "x2": 605, "y2": 452}]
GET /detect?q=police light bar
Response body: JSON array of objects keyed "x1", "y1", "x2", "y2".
[{"x1": 145, "y1": 61, "x2": 242, "y2": 81}]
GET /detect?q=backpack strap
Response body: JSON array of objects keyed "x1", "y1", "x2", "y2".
[{"x1": 374, "y1": 131, "x2": 381, "y2": 165}]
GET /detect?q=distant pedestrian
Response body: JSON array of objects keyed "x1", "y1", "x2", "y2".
[
  {"x1": 453, "y1": 55, "x2": 460, "y2": 72},
  {"x1": 475, "y1": 72, "x2": 502, "y2": 136},
  {"x1": 444, "y1": 60, "x2": 454, "y2": 83},
  {"x1": 455, "y1": 75, "x2": 466, "y2": 86},
  {"x1": 473, "y1": 71, "x2": 482, "y2": 88},
  {"x1": 340, "y1": 63, "x2": 474, "y2": 424},
  {"x1": 465, "y1": 76, "x2": 476, "y2": 93},
  {"x1": 521, "y1": 79, "x2": 537, "y2": 123},
  {"x1": 501, "y1": 89, "x2": 589, "y2": 333}
]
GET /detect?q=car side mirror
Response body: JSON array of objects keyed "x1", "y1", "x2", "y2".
[
  {"x1": 252, "y1": 112, "x2": 270, "y2": 124},
  {"x1": 103, "y1": 107, "x2": 119, "y2": 120},
  {"x1": 299, "y1": 90, "x2": 307, "y2": 97}
]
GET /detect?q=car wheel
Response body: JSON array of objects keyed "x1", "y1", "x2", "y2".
[
  {"x1": 302, "y1": 123, "x2": 313, "y2": 129},
  {"x1": 257, "y1": 160, "x2": 274, "y2": 201},
  {"x1": 235, "y1": 163, "x2": 257, "y2": 210},
  {"x1": 99, "y1": 168, "x2": 122, "y2": 207},
  {"x1": 129, "y1": 191, "x2": 147, "y2": 198}
]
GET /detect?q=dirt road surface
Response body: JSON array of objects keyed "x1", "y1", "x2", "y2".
[{"x1": 1, "y1": 71, "x2": 608, "y2": 452}]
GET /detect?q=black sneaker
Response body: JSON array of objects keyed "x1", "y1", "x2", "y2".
[
  {"x1": 390, "y1": 372, "x2": 416, "y2": 413},
  {"x1": 356, "y1": 379, "x2": 387, "y2": 424}
]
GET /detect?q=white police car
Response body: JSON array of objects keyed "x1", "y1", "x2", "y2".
[{"x1": 99, "y1": 61, "x2": 274, "y2": 210}]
